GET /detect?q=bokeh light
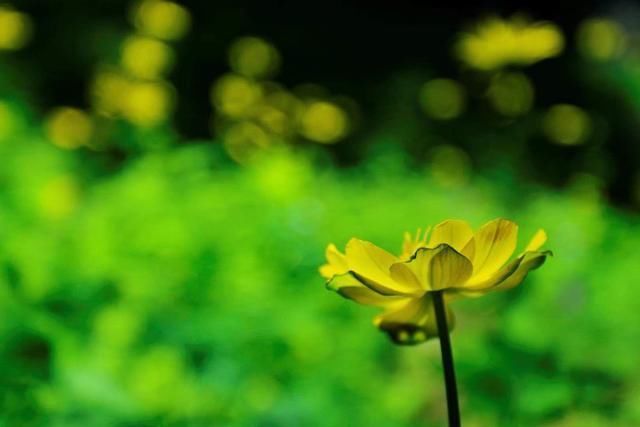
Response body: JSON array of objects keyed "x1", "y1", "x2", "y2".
[
  {"x1": 121, "y1": 35, "x2": 174, "y2": 79},
  {"x1": 299, "y1": 100, "x2": 349, "y2": 144},
  {"x1": 419, "y1": 78, "x2": 466, "y2": 120},
  {"x1": 456, "y1": 16, "x2": 564, "y2": 70},
  {"x1": 223, "y1": 121, "x2": 272, "y2": 163},
  {"x1": 254, "y1": 104, "x2": 290, "y2": 136},
  {"x1": 211, "y1": 74, "x2": 263, "y2": 118},
  {"x1": 577, "y1": 18, "x2": 626, "y2": 61},
  {"x1": 543, "y1": 104, "x2": 591, "y2": 146},
  {"x1": 90, "y1": 70, "x2": 132, "y2": 116},
  {"x1": 429, "y1": 144, "x2": 471, "y2": 187},
  {"x1": 45, "y1": 107, "x2": 94, "y2": 149},
  {"x1": 567, "y1": 172, "x2": 603, "y2": 211},
  {"x1": 0, "y1": 5, "x2": 32, "y2": 50},
  {"x1": 121, "y1": 81, "x2": 175, "y2": 126},
  {"x1": 487, "y1": 72, "x2": 534, "y2": 116},
  {"x1": 132, "y1": 0, "x2": 191, "y2": 41},
  {"x1": 209, "y1": 40, "x2": 355, "y2": 158},
  {"x1": 264, "y1": 88, "x2": 302, "y2": 119},
  {"x1": 229, "y1": 36, "x2": 281, "y2": 79}
]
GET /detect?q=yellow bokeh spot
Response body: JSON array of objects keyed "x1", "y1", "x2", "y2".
[
  {"x1": 45, "y1": 107, "x2": 94, "y2": 150},
  {"x1": 429, "y1": 145, "x2": 471, "y2": 187},
  {"x1": 299, "y1": 101, "x2": 348, "y2": 144},
  {"x1": 543, "y1": 104, "x2": 591, "y2": 146},
  {"x1": 121, "y1": 35, "x2": 174, "y2": 79},
  {"x1": 419, "y1": 78, "x2": 466, "y2": 120},
  {"x1": 132, "y1": 0, "x2": 191, "y2": 41},
  {"x1": 487, "y1": 72, "x2": 534, "y2": 116},
  {"x1": 229, "y1": 36, "x2": 281, "y2": 79},
  {"x1": 255, "y1": 104, "x2": 289, "y2": 136},
  {"x1": 91, "y1": 71, "x2": 132, "y2": 116},
  {"x1": 577, "y1": 18, "x2": 626, "y2": 61},
  {"x1": 223, "y1": 121, "x2": 272, "y2": 163},
  {"x1": 121, "y1": 81, "x2": 174, "y2": 126},
  {"x1": 567, "y1": 173, "x2": 602, "y2": 210},
  {"x1": 211, "y1": 74, "x2": 262, "y2": 118},
  {"x1": 266, "y1": 90, "x2": 302, "y2": 116},
  {"x1": 0, "y1": 6, "x2": 32, "y2": 50},
  {"x1": 456, "y1": 16, "x2": 564, "y2": 70},
  {"x1": 38, "y1": 175, "x2": 80, "y2": 220}
]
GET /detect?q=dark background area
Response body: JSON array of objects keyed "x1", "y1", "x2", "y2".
[{"x1": 11, "y1": 1, "x2": 639, "y2": 210}]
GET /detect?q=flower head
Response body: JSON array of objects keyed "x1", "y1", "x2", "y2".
[{"x1": 320, "y1": 218, "x2": 551, "y2": 345}]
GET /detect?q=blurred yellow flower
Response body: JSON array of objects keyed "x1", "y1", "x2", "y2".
[
  {"x1": 229, "y1": 36, "x2": 281, "y2": 79},
  {"x1": 543, "y1": 104, "x2": 591, "y2": 146},
  {"x1": 121, "y1": 81, "x2": 174, "y2": 126},
  {"x1": 577, "y1": 18, "x2": 626, "y2": 61},
  {"x1": 211, "y1": 74, "x2": 262, "y2": 118},
  {"x1": 299, "y1": 100, "x2": 349, "y2": 144},
  {"x1": 320, "y1": 219, "x2": 550, "y2": 345},
  {"x1": 419, "y1": 79, "x2": 466, "y2": 120},
  {"x1": 0, "y1": 5, "x2": 32, "y2": 50},
  {"x1": 132, "y1": 0, "x2": 191, "y2": 41},
  {"x1": 456, "y1": 16, "x2": 564, "y2": 70},
  {"x1": 222, "y1": 121, "x2": 272, "y2": 164},
  {"x1": 45, "y1": 107, "x2": 94, "y2": 149},
  {"x1": 487, "y1": 72, "x2": 534, "y2": 116},
  {"x1": 429, "y1": 145, "x2": 471, "y2": 188},
  {"x1": 121, "y1": 35, "x2": 174, "y2": 79},
  {"x1": 91, "y1": 71, "x2": 132, "y2": 116}
]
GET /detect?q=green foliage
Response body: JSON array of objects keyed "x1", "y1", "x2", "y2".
[
  {"x1": 1, "y1": 4, "x2": 640, "y2": 425},
  {"x1": 0, "y1": 101, "x2": 639, "y2": 426}
]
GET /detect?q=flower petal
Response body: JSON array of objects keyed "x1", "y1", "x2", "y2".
[
  {"x1": 458, "y1": 250, "x2": 551, "y2": 296},
  {"x1": 524, "y1": 229, "x2": 547, "y2": 252},
  {"x1": 319, "y1": 243, "x2": 349, "y2": 279},
  {"x1": 389, "y1": 262, "x2": 423, "y2": 292},
  {"x1": 494, "y1": 250, "x2": 551, "y2": 291},
  {"x1": 374, "y1": 295, "x2": 455, "y2": 345},
  {"x1": 428, "y1": 219, "x2": 474, "y2": 252},
  {"x1": 467, "y1": 218, "x2": 518, "y2": 285},
  {"x1": 401, "y1": 227, "x2": 430, "y2": 260},
  {"x1": 430, "y1": 245, "x2": 474, "y2": 291},
  {"x1": 326, "y1": 272, "x2": 406, "y2": 306},
  {"x1": 399, "y1": 244, "x2": 473, "y2": 291},
  {"x1": 345, "y1": 238, "x2": 417, "y2": 295},
  {"x1": 345, "y1": 238, "x2": 396, "y2": 278}
]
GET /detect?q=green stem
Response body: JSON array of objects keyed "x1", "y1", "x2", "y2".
[{"x1": 432, "y1": 291, "x2": 461, "y2": 427}]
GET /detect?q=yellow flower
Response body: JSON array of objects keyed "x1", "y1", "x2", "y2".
[
  {"x1": 456, "y1": 16, "x2": 564, "y2": 70},
  {"x1": 320, "y1": 219, "x2": 550, "y2": 345}
]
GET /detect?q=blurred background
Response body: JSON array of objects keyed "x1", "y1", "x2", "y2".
[{"x1": 1, "y1": 0, "x2": 640, "y2": 426}]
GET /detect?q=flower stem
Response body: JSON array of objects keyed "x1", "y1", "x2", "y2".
[{"x1": 432, "y1": 290, "x2": 460, "y2": 427}]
